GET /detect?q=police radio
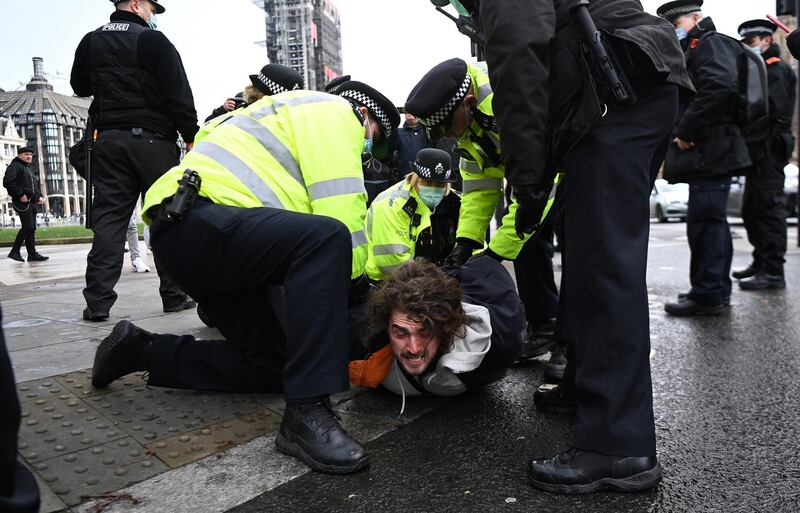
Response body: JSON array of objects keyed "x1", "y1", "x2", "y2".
[{"x1": 165, "y1": 169, "x2": 202, "y2": 221}]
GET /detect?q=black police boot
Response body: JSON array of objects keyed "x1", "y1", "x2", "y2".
[
  {"x1": 534, "y1": 383, "x2": 576, "y2": 415},
  {"x1": 528, "y1": 447, "x2": 662, "y2": 494},
  {"x1": 732, "y1": 264, "x2": 758, "y2": 280},
  {"x1": 82, "y1": 307, "x2": 109, "y2": 322},
  {"x1": 27, "y1": 252, "x2": 49, "y2": 262},
  {"x1": 543, "y1": 343, "x2": 567, "y2": 383},
  {"x1": 196, "y1": 304, "x2": 215, "y2": 328},
  {"x1": 677, "y1": 292, "x2": 730, "y2": 307},
  {"x1": 7, "y1": 249, "x2": 24, "y2": 262},
  {"x1": 517, "y1": 322, "x2": 557, "y2": 362},
  {"x1": 91, "y1": 320, "x2": 152, "y2": 388},
  {"x1": 163, "y1": 297, "x2": 197, "y2": 313},
  {"x1": 276, "y1": 397, "x2": 369, "y2": 474},
  {"x1": 739, "y1": 272, "x2": 786, "y2": 290},
  {"x1": 664, "y1": 298, "x2": 725, "y2": 316}
]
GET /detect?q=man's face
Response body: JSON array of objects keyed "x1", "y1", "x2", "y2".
[
  {"x1": 19, "y1": 152, "x2": 33, "y2": 164},
  {"x1": 133, "y1": 0, "x2": 156, "y2": 23},
  {"x1": 388, "y1": 311, "x2": 440, "y2": 375},
  {"x1": 444, "y1": 97, "x2": 474, "y2": 139},
  {"x1": 746, "y1": 35, "x2": 771, "y2": 52},
  {"x1": 405, "y1": 113, "x2": 419, "y2": 127},
  {"x1": 673, "y1": 12, "x2": 701, "y2": 34}
]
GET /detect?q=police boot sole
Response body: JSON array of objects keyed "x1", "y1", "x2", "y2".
[
  {"x1": 91, "y1": 321, "x2": 139, "y2": 388},
  {"x1": 739, "y1": 281, "x2": 786, "y2": 291},
  {"x1": 529, "y1": 463, "x2": 662, "y2": 494},
  {"x1": 275, "y1": 432, "x2": 370, "y2": 475},
  {"x1": 664, "y1": 304, "x2": 725, "y2": 316}
]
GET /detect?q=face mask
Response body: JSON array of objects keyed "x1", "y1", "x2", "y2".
[
  {"x1": 749, "y1": 45, "x2": 761, "y2": 55},
  {"x1": 362, "y1": 114, "x2": 374, "y2": 161},
  {"x1": 147, "y1": 13, "x2": 157, "y2": 30},
  {"x1": 675, "y1": 27, "x2": 687, "y2": 41},
  {"x1": 418, "y1": 185, "x2": 445, "y2": 210}
]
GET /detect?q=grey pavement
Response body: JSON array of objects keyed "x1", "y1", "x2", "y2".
[{"x1": 1, "y1": 220, "x2": 799, "y2": 512}]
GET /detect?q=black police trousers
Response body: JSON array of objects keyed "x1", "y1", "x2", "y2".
[
  {"x1": 742, "y1": 155, "x2": 787, "y2": 276},
  {"x1": 0, "y1": 307, "x2": 40, "y2": 513},
  {"x1": 513, "y1": 203, "x2": 559, "y2": 325},
  {"x1": 687, "y1": 177, "x2": 733, "y2": 305},
  {"x1": 9, "y1": 207, "x2": 37, "y2": 256},
  {"x1": 560, "y1": 83, "x2": 679, "y2": 457},
  {"x1": 147, "y1": 202, "x2": 352, "y2": 401},
  {"x1": 83, "y1": 129, "x2": 186, "y2": 314}
]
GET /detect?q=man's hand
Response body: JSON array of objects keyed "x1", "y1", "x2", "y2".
[
  {"x1": 19, "y1": 194, "x2": 28, "y2": 203},
  {"x1": 186, "y1": 142, "x2": 194, "y2": 152},
  {"x1": 223, "y1": 99, "x2": 237, "y2": 111},
  {"x1": 513, "y1": 185, "x2": 549, "y2": 240},
  {"x1": 674, "y1": 137, "x2": 695, "y2": 151}
]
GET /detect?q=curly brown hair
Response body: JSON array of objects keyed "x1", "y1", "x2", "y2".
[{"x1": 366, "y1": 260, "x2": 467, "y2": 352}]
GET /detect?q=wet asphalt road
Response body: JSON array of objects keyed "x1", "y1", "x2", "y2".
[{"x1": 232, "y1": 221, "x2": 800, "y2": 513}]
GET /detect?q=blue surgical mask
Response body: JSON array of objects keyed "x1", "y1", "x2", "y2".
[
  {"x1": 418, "y1": 185, "x2": 445, "y2": 210},
  {"x1": 750, "y1": 45, "x2": 762, "y2": 55},
  {"x1": 148, "y1": 13, "x2": 157, "y2": 30},
  {"x1": 363, "y1": 137, "x2": 373, "y2": 156},
  {"x1": 675, "y1": 27, "x2": 687, "y2": 41}
]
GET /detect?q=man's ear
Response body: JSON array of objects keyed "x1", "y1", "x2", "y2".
[{"x1": 465, "y1": 94, "x2": 478, "y2": 109}]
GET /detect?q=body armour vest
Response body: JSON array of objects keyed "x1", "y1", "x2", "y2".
[{"x1": 89, "y1": 21, "x2": 175, "y2": 138}]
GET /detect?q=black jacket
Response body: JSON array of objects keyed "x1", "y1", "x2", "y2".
[
  {"x1": 470, "y1": 0, "x2": 693, "y2": 188},
  {"x1": 70, "y1": 10, "x2": 198, "y2": 143},
  {"x1": 3, "y1": 158, "x2": 41, "y2": 210},
  {"x1": 673, "y1": 19, "x2": 751, "y2": 177},
  {"x1": 764, "y1": 45, "x2": 796, "y2": 131}
]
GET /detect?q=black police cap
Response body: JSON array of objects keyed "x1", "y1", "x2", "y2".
[
  {"x1": 335, "y1": 80, "x2": 400, "y2": 140},
  {"x1": 405, "y1": 58, "x2": 471, "y2": 133},
  {"x1": 738, "y1": 19, "x2": 777, "y2": 39},
  {"x1": 111, "y1": 0, "x2": 165, "y2": 14},
  {"x1": 414, "y1": 148, "x2": 456, "y2": 183},
  {"x1": 656, "y1": 0, "x2": 703, "y2": 23},
  {"x1": 324, "y1": 75, "x2": 351, "y2": 94},
  {"x1": 17, "y1": 146, "x2": 33, "y2": 155},
  {"x1": 249, "y1": 64, "x2": 304, "y2": 96}
]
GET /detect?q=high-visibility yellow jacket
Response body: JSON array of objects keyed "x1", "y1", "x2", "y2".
[
  {"x1": 143, "y1": 90, "x2": 369, "y2": 278},
  {"x1": 457, "y1": 62, "x2": 556, "y2": 260},
  {"x1": 364, "y1": 179, "x2": 433, "y2": 281}
]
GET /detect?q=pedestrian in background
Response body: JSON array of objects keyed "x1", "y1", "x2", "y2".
[
  {"x1": 2, "y1": 147, "x2": 48, "y2": 263},
  {"x1": 71, "y1": 0, "x2": 197, "y2": 322},
  {"x1": 205, "y1": 64, "x2": 304, "y2": 122}
]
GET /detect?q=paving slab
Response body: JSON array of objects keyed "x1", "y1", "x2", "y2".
[{"x1": 10, "y1": 338, "x2": 101, "y2": 382}]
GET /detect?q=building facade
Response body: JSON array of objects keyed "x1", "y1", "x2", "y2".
[
  {"x1": 254, "y1": 0, "x2": 343, "y2": 91},
  {"x1": 0, "y1": 57, "x2": 90, "y2": 218}
]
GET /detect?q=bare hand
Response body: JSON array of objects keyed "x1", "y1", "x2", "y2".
[
  {"x1": 19, "y1": 194, "x2": 28, "y2": 203},
  {"x1": 186, "y1": 142, "x2": 194, "y2": 151},
  {"x1": 223, "y1": 99, "x2": 237, "y2": 111},
  {"x1": 674, "y1": 137, "x2": 695, "y2": 151}
]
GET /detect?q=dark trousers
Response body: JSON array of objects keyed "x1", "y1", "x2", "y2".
[
  {"x1": 687, "y1": 177, "x2": 733, "y2": 304},
  {"x1": 0, "y1": 307, "x2": 40, "y2": 513},
  {"x1": 10, "y1": 207, "x2": 36, "y2": 255},
  {"x1": 561, "y1": 83, "x2": 678, "y2": 457},
  {"x1": 741, "y1": 158, "x2": 787, "y2": 276},
  {"x1": 147, "y1": 202, "x2": 352, "y2": 401},
  {"x1": 83, "y1": 129, "x2": 186, "y2": 313},
  {"x1": 514, "y1": 209, "x2": 558, "y2": 325}
]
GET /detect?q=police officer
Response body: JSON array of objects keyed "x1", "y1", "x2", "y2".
[
  {"x1": 71, "y1": 0, "x2": 197, "y2": 321},
  {"x1": 734, "y1": 20, "x2": 795, "y2": 290},
  {"x1": 659, "y1": 1, "x2": 753, "y2": 316},
  {"x1": 90, "y1": 82, "x2": 399, "y2": 474},
  {"x1": 365, "y1": 148, "x2": 458, "y2": 281},
  {"x1": 205, "y1": 64, "x2": 304, "y2": 122},
  {"x1": 2, "y1": 147, "x2": 48, "y2": 262},
  {"x1": 429, "y1": 0, "x2": 692, "y2": 493}
]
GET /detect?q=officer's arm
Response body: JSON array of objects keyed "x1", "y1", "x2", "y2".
[
  {"x1": 456, "y1": 158, "x2": 502, "y2": 246},
  {"x1": 139, "y1": 31, "x2": 199, "y2": 143},
  {"x1": 675, "y1": 38, "x2": 739, "y2": 141},
  {"x1": 769, "y1": 64, "x2": 796, "y2": 124},
  {"x1": 479, "y1": 0, "x2": 555, "y2": 188},
  {"x1": 366, "y1": 200, "x2": 414, "y2": 281},
  {"x1": 70, "y1": 34, "x2": 93, "y2": 97}
]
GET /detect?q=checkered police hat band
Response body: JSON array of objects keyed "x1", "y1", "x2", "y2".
[
  {"x1": 339, "y1": 89, "x2": 393, "y2": 137},
  {"x1": 660, "y1": 4, "x2": 702, "y2": 19},
  {"x1": 739, "y1": 26, "x2": 773, "y2": 36},
  {"x1": 258, "y1": 72, "x2": 299, "y2": 95},
  {"x1": 420, "y1": 73, "x2": 472, "y2": 129}
]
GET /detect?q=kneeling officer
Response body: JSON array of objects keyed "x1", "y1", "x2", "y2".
[{"x1": 90, "y1": 82, "x2": 400, "y2": 475}]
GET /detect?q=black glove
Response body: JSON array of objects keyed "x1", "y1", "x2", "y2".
[
  {"x1": 443, "y1": 238, "x2": 482, "y2": 269},
  {"x1": 349, "y1": 274, "x2": 371, "y2": 306},
  {"x1": 513, "y1": 185, "x2": 550, "y2": 240}
]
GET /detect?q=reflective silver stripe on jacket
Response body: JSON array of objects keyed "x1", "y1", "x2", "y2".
[
  {"x1": 476, "y1": 82, "x2": 492, "y2": 105},
  {"x1": 460, "y1": 157, "x2": 483, "y2": 175},
  {"x1": 487, "y1": 132, "x2": 502, "y2": 152},
  {"x1": 373, "y1": 243, "x2": 410, "y2": 256},
  {"x1": 308, "y1": 177, "x2": 366, "y2": 201},
  {"x1": 351, "y1": 229, "x2": 368, "y2": 249},
  {"x1": 379, "y1": 263, "x2": 402, "y2": 275},
  {"x1": 461, "y1": 177, "x2": 503, "y2": 194},
  {"x1": 225, "y1": 115, "x2": 304, "y2": 188},
  {"x1": 252, "y1": 94, "x2": 344, "y2": 119},
  {"x1": 193, "y1": 141, "x2": 284, "y2": 209}
]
